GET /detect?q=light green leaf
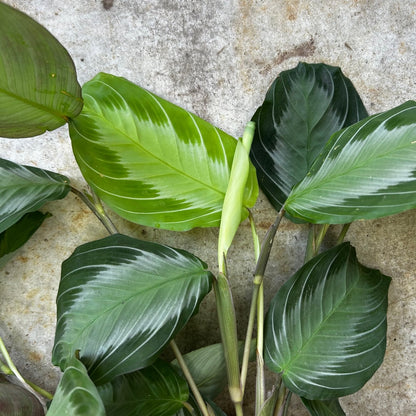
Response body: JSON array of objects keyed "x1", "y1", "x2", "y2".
[
  {"x1": 265, "y1": 242, "x2": 390, "y2": 399},
  {"x1": 0, "y1": 211, "x2": 50, "y2": 269},
  {"x1": 46, "y1": 357, "x2": 105, "y2": 416},
  {"x1": 0, "y1": 3, "x2": 82, "y2": 138},
  {"x1": 69, "y1": 72, "x2": 258, "y2": 231},
  {"x1": 100, "y1": 360, "x2": 188, "y2": 416},
  {"x1": 171, "y1": 341, "x2": 255, "y2": 400},
  {"x1": 285, "y1": 101, "x2": 416, "y2": 223},
  {"x1": 301, "y1": 397, "x2": 346, "y2": 416},
  {"x1": 250, "y1": 62, "x2": 368, "y2": 215},
  {"x1": 52, "y1": 234, "x2": 213, "y2": 385},
  {"x1": 0, "y1": 158, "x2": 70, "y2": 233}
]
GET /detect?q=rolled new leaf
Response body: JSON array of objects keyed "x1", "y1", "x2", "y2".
[
  {"x1": 264, "y1": 242, "x2": 390, "y2": 400},
  {"x1": 285, "y1": 101, "x2": 416, "y2": 223},
  {"x1": 0, "y1": 3, "x2": 82, "y2": 138},
  {"x1": 250, "y1": 62, "x2": 368, "y2": 215},
  {"x1": 69, "y1": 72, "x2": 258, "y2": 231},
  {"x1": 0, "y1": 158, "x2": 70, "y2": 233},
  {"x1": 52, "y1": 234, "x2": 213, "y2": 385}
]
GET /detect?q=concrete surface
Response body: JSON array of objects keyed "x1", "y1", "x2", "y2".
[{"x1": 0, "y1": 0, "x2": 415, "y2": 414}]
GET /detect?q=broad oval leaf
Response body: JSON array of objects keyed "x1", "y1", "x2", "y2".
[
  {"x1": 301, "y1": 397, "x2": 346, "y2": 416},
  {"x1": 0, "y1": 211, "x2": 50, "y2": 269},
  {"x1": 100, "y1": 360, "x2": 188, "y2": 416},
  {"x1": 285, "y1": 101, "x2": 416, "y2": 223},
  {"x1": 264, "y1": 242, "x2": 391, "y2": 400},
  {"x1": 250, "y1": 62, "x2": 368, "y2": 215},
  {"x1": 0, "y1": 158, "x2": 70, "y2": 233},
  {"x1": 69, "y1": 72, "x2": 258, "y2": 231},
  {"x1": 52, "y1": 233, "x2": 213, "y2": 385},
  {"x1": 0, "y1": 375, "x2": 44, "y2": 416},
  {"x1": 46, "y1": 357, "x2": 105, "y2": 416},
  {"x1": 0, "y1": 3, "x2": 82, "y2": 138}
]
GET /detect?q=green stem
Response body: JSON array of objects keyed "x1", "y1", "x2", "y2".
[
  {"x1": 337, "y1": 223, "x2": 351, "y2": 244},
  {"x1": 305, "y1": 224, "x2": 330, "y2": 262},
  {"x1": 315, "y1": 223, "x2": 329, "y2": 252},
  {"x1": 213, "y1": 272, "x2": 243, "y2": 415},
  {"x1": 170, "y1": 340, "x2": 210, "y2": 416},
  {"x1": 0, "y1": 337, "x2": 53, "y2": 400},
  {"x1": 273, "y1": 378, "x2": 286, "y2": 416},
  {"x1": 239, "y1": 209, "x2": 284, "y2": 412},
  {"x1": 70, "y1": 186, "x2": 119, "y2": 235},
  {"x1": 281, "y1": 391, "x2": 292, "y2": 416}
]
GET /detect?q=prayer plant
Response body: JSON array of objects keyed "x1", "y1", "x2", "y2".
[{"x1": 1, "y1": 3, "x2": 415, "y2": 416}]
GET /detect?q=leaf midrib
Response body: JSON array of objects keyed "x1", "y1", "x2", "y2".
[
  {"x1": 281, "y1": 250, "x2": 357, "y2": 374},
  {"x1": 0, "y1": 85, "x2": 68, "y2": 122},
  {"x1": 59, "y1": 266, "x2": 210, "y2": 354},
  {"x1": 286, "y1": 132, "x2": 416, "y2": 206},
  {"x1": 82, "y1": 85, "x2": 228, "y2": 199}
]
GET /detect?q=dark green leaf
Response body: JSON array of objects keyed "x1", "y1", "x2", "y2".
[
  {"x1": 52, "y1": 234, "x2": 213, "y2": 385},
  {"x1": 250, "y1": 62, "x2": 368, "y2": 215},
  {"x1": 285, "y1": 101, "x2": 416, "y2": 223},
  {"x1": 0, "y1": 3, "x2": 82, "y2": 138},
  {"x1": 264, "y1": 242, "x2": 390, "y2": 399},
  {"x1": 46, "y1": 357, "x2": 105, "y2": 416},
  {"x1": 171, "y1": 341, "x2": 255, "y2": 400},
  {"x1": 69, "y1": 72, "x2": 258, "y2": 231},
  {"x1": 0, "y1": 158, "x2": 70, "y2": 233},
  {"x1": 0, "y1": 211, "x2": 50, "y2": 269},
  {"x1": 301, "y1": 397, "x2": 346, "y2": 416},
  {"x1": 174, "y1": 396, "x2": 227, "y2": 416},
  {"x1": 100, "y1": 360, "x2": 188, "y2": 416},
  {"x1": 0, "y1": 375, "x2": 44, "y2": 416}
]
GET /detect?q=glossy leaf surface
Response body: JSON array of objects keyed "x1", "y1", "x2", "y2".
[
  {"x1": 52, "y1": 234, "x2": 213, "y2": 385},
  {"x1": 0, "y1": 211, "x2": 50, "y2": 269},
  {"x1": 265, "y1": 243, "x2": 390, "y2": 399},
  {"x1": 0, "y1": 3, "x2": 82, "y2": 138},
  {"x1": 69, "y1": 72, "x2": 258, "y2": 231},
  {"x1": 101, "y1": 360, "x2": 188, "y2": 416},
  {"x1": 0, "y1": 158, "x2": 70, "y2": 233},
  {"x1": 250, "y1": 62, "x2": 368, "y2": 213},
  {"x1": 301, "y1": 397, "x2": 346, "y2": 416},
  {"x1": 285, "y1": 101, "x2": 416, "y2": 223},
  {"x1": 46, "y1": 357, "x2": 105, "y2": 416}
]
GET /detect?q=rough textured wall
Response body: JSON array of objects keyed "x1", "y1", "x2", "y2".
[{"x1": 0, "y1": 1, "x2": 415, "y2": 414}]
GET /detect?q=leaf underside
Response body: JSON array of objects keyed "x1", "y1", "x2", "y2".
[
  {"x1": 52, "y1": 233, "x2": 213, "y2": 385},
  {"x1": 0, "y1": 211, "x2": 50, "y2": 269},
  {"x1": 265, "y1": 242, "x2": 390, "y2": 400},
  {"x1": 0, "y1": 3, "x2": 82, "y2": 137},
  {"x1": 285, "y1": 101, "x2": 416, "y2": 223},
  {"x1": 69, "y1": 72, "x2": 257, "y2": 231},
  {"x1": 250, "y1": 62, "x2": 368, "y2": 216},
  {"x1": 301, "y1": 397, "x2": 346, "y2": 416}
]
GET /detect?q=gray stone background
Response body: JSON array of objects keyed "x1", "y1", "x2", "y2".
[{"x1": 0, "y1": 0, "x2": 415, "y2": 414}]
